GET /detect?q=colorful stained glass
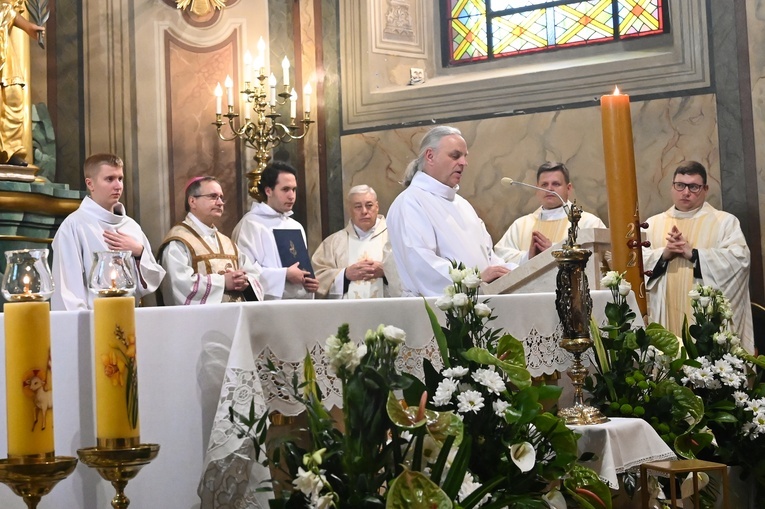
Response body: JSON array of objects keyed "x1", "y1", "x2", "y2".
[{"x1": 446, "y1": 0, "x2": 666, "y2": 64}]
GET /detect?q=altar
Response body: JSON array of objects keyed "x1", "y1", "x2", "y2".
[{"x1": 0, "y1": 291, "x2": 638, "y2": 508}]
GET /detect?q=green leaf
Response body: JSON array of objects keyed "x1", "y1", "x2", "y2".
[
  {"x1": 564, "y1": 464, "x2": 613, "y2": 509},
  {"x1": 461, "y1": 347, "x2": 531, "y2": 389},
  {"x1": 497, "y1": 333, "x2": 526, "y2": 365},
  {"x1": 590, "y1": 317, "x2": 610, "y2": 373},
  {"x1": 424, "y1": 299, "x2": 451, "y2": 368},
  {"x1": 645, "y1": 323, "x2": 680, "y2": 357},
  {"x1": 386, "y1": 469, "x2": 453, "y2": 509}
]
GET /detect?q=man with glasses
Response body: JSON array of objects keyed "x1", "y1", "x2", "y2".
[
  {"x1": 495, "y1": 161, "x2": 606, "y2": 265},
  {"x1": 232, "y1": 161, "x2": 319, "y2": 299},
  {"x1": 643, "y1": 161, "x2": 753, "y2": 351},
  {"x1": 157, "y1": 176, "x2": 263, "y2": 305},
  {"x1": 311, "y1": 185, "x2": 400, "y2": 299}
]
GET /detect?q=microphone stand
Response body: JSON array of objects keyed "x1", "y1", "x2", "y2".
[{"x1": 502, "y1": 177, "x2": 607, "y2": 425}]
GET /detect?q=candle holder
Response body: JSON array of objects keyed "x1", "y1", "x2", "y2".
[
  {"x1": 552, "y1": 203, "x2": 608, "y2": 426},
  {"x1": 2, "y1": 249, "x2": 54, "y2": 302},
  {"x1": 77, "y1": 444, "x2": 159, "y2": 509},
  {"x1": 0, "y1": 456, "x2": 77, "y2": 509},
  {"x1": 88, "y1": 251, "x2": 136, "y2": 298},
  {"x1": 213, "y1": 71, "x2": 314, "y2": 200}
]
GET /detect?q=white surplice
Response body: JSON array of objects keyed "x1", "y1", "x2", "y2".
[
  {"x1": 643, "y1": 202, "x2": 753, "y2": 352},
  {"x1": 51, "y1": 196, "x2": 166, "y2": 310},
  {"x1": 310, "y1": 216, "x2": 401, "y2": 299},
  {"x1": 494, "y1": 204, "x2": 606, "y2": 265},
  {"x1": 232, "y1": 202, "x2": 312, "y2": 300},
  {"x1": 158, "y1": 213, "x2": 263, "y2": 306},
  {"x1": 387, "y1": 171, "x2": 514, "y2": 297}
]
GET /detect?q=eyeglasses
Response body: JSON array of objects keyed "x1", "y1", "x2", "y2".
[
  {"x1": 194, "y1": 193, "x2": 226, "y2": 204},
  {"x1": 672, "y1": 182, "x2": 704, "y2": 194}
]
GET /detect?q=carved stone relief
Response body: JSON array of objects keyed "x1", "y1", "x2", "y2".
[{"x1": 371, "y1": 0, "x2": 426, "y2": 57}]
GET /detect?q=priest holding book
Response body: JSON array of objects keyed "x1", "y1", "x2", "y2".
[{"x1": 232, "y1": 160, "x2": 319, "y2": 300}]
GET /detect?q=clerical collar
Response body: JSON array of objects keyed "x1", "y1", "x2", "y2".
[
  {"x1": 671, "y1": 203, "x2": 704, "y2": 218},
  {"x1": 352, "y1": 217, "x2": 379, "y2": 240},
  {"x1": 252, "y1": 201, "x2": 294, "y2": 219},
  {"x1": 539, "y1": 202, "x2": 572, "y2": 221},
  {"x1": 83, "y1": 196, "x2": 126, "y2": 225},
  {"x1": 411, "y1": 171, "x2": 458, "y2": 201},
  {"x1": 187, "y1": 212, "x2": 218, "y2": 237}
]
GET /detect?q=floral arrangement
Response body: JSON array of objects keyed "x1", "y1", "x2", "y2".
[
  {"x1": 422, "y1": 263, "x2": 612, "y2": 508},
  {"x1": 102, "y1": 325, "x2": 139, "y2": 429},
  {"x1": 589, "y1": 273, "x2": 765, "y2": 502}
]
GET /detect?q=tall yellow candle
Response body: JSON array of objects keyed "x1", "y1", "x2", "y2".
[
  {"x1": 93, "y1": 297, "x2": 140, "y2": 448},
  {"x1": 601, "y1": 87, "x2": 648, "y2": 315},
  {"x1": 5, "y1": 301, "x2": 54, "y2": 459}
]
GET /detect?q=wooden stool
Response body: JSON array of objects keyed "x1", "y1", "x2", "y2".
[{"x1": 640, "y1": 459, "x2": 729, "y2": 509}]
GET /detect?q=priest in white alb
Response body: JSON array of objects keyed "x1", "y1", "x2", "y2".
[
  {"x1": 643, "y1": 161, "x2": 753, "y2": 351},
  {"x1": 494, "y1": 161, "x2": 606, "y2": 265},
  {"x1": 387, "y1": 126, "x2": 514, "y2": 297},
  {"x1": 311, "y1": 185, "x2": 400, "y2": 299},
  {"x1": 51, "y1": 153, "x2": 166, "y2": 310}
]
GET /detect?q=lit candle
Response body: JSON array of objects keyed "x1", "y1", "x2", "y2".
[
  {"x1": 214, "y1": 82, "x2": 222, "y2": 115},
  {"x1": 243, "y1": 51, "x2": 252, "y2": 84},
  {"x1": 303, "y1": 82, "x2": 312, "y2": 114},
  {"x1": 5, "y1": 301, "x2": 54, "y2": 459},
  {"x1": 110, "y1": 269, "x2": 117, "y2": 290},
  {"x1": 290, "y1": 88, "x2": 297, "y2": 119},
  {"x1": 269, "y1": 73, "x2": 277, "y2": 106},
  {"x1": 93, "y1": 296, "x2": 140, "y2": 448},
  {"x1": 282, "y1": 57, "x2": 290, "y2": 87},
  {"x1": 22, "y1": 274, "x2": 30, "y2": 294},
  {"x1": 225, "y1": 75, "x2": 234, "y2": 107},
  {"x1": 600, "y1": 86, "x2": 647, "y2": 315}
]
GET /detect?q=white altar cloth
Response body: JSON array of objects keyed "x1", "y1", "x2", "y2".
[
  {"x1": 0, "y1": 291, "x2": 640, "y2": 508},
  {"x1": 570, "y1": 417, "x2": 676, "y2": 489}
]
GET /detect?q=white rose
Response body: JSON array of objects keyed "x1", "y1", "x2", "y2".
[
  {"x1": 450, "y1": 268, "x2": 465, "y2": 283},
  {"x1": 452, "y1": 293, "x2": 469, "y2": 308},
  {"x1": 600, "y1": 270, "x2": 620, "y2": 288},
  {"x1": 474, "y1": 302, "x2": 492, "y2": 318},
  {"x1": 463, "y1": 273, "x2": 482, "y2": 289},
  {"x1": 699, "y1": 296, "x2": 711, "y2": 308},
  {"x1": 435, "y1": 295, "x2": 453, "y2": 311},
  {"x1": 444, "y1": 285, "x2": 456, "y2": 297},
  {"x1": 382, "y1": 325, "x2": 406, "y2": 344},
  {"x1": 688, "y1": 289, "x2": 701, "y2": 301},
  {"x1": 618, "y1": 280, "x2": 632, "y2": 296}
]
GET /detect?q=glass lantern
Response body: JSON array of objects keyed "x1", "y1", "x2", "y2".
[
  {"x1": 88, "y1": 250, "x2": 136, "y2": 297},
  {"x1": 1, "y1": 248, "x2": 55, "y2": 302}
]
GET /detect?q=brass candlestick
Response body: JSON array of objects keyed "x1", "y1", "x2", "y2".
[
  {"x1": 0, "y1": 456, "x2": 77, "y2": 509},
  {"x1": 77, "y1": 444, "x2": 159, "y2": 509},
  {"x1": 553, "y1": 203, "x2": 608, "y2": 425}
]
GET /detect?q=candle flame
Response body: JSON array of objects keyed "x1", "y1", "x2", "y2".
[
  {"x1": 22, "y1": 274, "x2": 30, "y2": 294},
  {"x1": 110, "y1": 269, "x2": 118, "y2": 290},
  {"x1": 613, "y1": 85, "x2": 621, "y2": 95}
]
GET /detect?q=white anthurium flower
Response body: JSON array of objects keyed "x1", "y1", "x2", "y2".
[
  {"x1": 510, "y1": 441, "x2": 536, "y2": 473},
  {"x1": 474, "y1": 302, "x2": 492, "y2": 318},
  {"x1": 543, "y1": 488, "x2": 567, "y2": 509},
  {"x1": 435, "y1": 294, "x2": 453, "y2": 311},
  {"x1": 680, "y1": 472, "x2": 709, "y2": 500},
  {"x1": 618, "y1": 280, "x2": 632, "y2": 296},
  {"x1": 452, "y1": 292, "x2": 469, "y2": 308},
  {"x1": 382, "y1": 325, "x2": 406, "y2": 344},
  {"x1": 463, "y1": 273, "x2": 482, "y2": 289}
]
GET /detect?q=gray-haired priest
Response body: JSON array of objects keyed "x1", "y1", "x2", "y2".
[{"x1": 311, "y1": 185, "x2": 400, "y2": 299}]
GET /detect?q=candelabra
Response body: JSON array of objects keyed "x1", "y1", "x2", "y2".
[{"x1": 213, "y1": 69, "x2": 313, "y2": 201}]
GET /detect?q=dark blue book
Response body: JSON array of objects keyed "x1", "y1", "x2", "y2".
[{"x1": 272, "y1": 229, "x2": 314, "y2": 277}]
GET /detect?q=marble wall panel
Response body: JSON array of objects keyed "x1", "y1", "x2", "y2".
[
  {"x1": 747, "y1": 0, "x2": 765, "y2": 293},
  {"x1": 165, "y1": 33, "x2": 242, "y2": 236},
  {"x1": 340, "y1": 94, "x2": 720, "y2": 244}
]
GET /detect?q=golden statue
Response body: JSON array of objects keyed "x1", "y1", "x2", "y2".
[{"x1": 0, "y1": 1, "x2": 44, "y2": 167}]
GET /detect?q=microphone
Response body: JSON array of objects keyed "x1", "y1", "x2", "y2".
[{"x1": 500, "y1": 177, "x2": 570, "y2": 216}]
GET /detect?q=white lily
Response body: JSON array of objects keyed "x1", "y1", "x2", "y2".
[
  {"x1": 680, "y1": 471, "x2": 709, "y2": 500},
  {"x1": 510, "y1": 441, "x2": 536, "y2": 472},
  {"x1": 543, "y1": 488, "x2": 567, "y2": 509}
]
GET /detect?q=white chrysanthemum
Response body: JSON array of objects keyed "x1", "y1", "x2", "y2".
[
  {"x1": 456, "y1": 390, "x2": 485, "y2": 414},
  {"x1": 457, "y1": 471, "x2": 489, "y2": 506},
  {"x1": 472, "y1": 368, "x2": 505, "y2": 394},
  {"x1": 433, "y1": 378, "x2": 459, "y2": 406},
  {"x1": 452, "y1": 292, "x2": 469, "y2": 308},
  {"x1": 493, "y1": 399, "x2": 511, "y2": 417},
  {"x1": 442, "y1": 366, "x2": 469, "y2": 378},
  {"x1": 474, "y1": 302, "x2": 492, "y2": 318},
  {"x1": 382, "y1": 325, "x2": 406, "y2": 344},
  {"x1": 733, "y1": 391, "x2": 749, "y2": 406},
  {"x1": 435, "y1": 294, "x2": 453, "y2": 311},
  {"x1": 463, "y1": 272, "x2": 482, "y2": 289},
  {"x1": 747, "y1": 398, "x2": 765, "y2": 415},
  {"x1": 510, "y1": 441, "x2": 536, "y2": 472}
]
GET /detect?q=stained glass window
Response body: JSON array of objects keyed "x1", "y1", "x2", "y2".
[{"x1": 445, "y1": 0, "x2": 668, "y2": 65}]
